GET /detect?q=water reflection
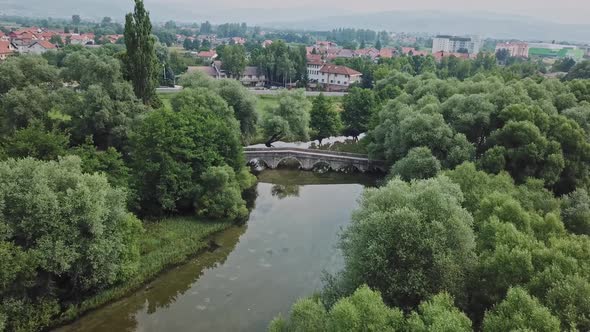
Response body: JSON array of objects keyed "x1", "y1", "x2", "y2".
[
  {"x1": 271, "y1": 184, "x2": 300, "y2": 199},
  {"x1": 56, "y1": 171, "x2": 377, "y2": 332}
]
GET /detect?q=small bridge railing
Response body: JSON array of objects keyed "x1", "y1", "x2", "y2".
[{"x1": 243, "y1": 147, "x2": 382, "y2": 161}]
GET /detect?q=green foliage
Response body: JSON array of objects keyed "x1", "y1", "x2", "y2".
[
  {"x1": 368, "y1": 72, "x2": 590, "y2": 194},
  {"x1": 179, "y1": 73, "x2": 259, "y2": 143},
  {"x1": 130, "y1": 88, "x2": 248, "y2": 217},
  {"x1": 342, "y1": 87, "x2": 376, "y2": 138},
  {"x1": 0, "y1": 156, "x2": 142, "y2": 331},
  {"x1": 215, "y1": 79, "x2": 259, "y2": 143},
  {"x1": 406, "y1": 293, "x2": 472, "y2": 332},
  {"x1": 124, "y1": 0, "x2": 159, "y2": 104},
  {"x1": 390, "y1": 146, "x2": 441, "y2": 181},
  {"x1": 565, "y1": 61, "x2": 590, "y2": 80},
  {"x1": 221, "y1": 44, "x2": 247, "y2": 78},
  {"x1": 339, "y1": 176, "x2": 476, "y2": 309},
  {"x1": 195, "y1": 165, "x2": 254, "y2": 220},
  {"x1": 70, "y1": 138, "x2": 130, "y2": 189},
  {"x1": 1, "y1": 125, "x2": 69, "y2": 161},
  {"x1": 271, "y1": 285, "x2": 404, "y2": 332},
  {"x1": 310, "y1": 93, "x2": 342, "y2": 144},
  {"x1": 262, "y1": 89, "x2": 311, "y2": 146},
  {"x1": 482, "y1": 287, "x2": 560, "y2": 332},
  {"x1": 0, "y1": 55, "x2": 59, "y2": 94},
  {"x1": 561, "y1": 188, "x2": 590, "y2": 235}
]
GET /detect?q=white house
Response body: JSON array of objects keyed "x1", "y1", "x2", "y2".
[
  {"x1": 318, "y1": 64, "x2": 362, "y2": 90},
  {"x1": 307, "y1": 58, "x2": 324, "y2": 82}
]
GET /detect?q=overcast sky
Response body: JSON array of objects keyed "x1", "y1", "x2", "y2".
[{"x1": 183, "y1": 0, "x2": 588, "y2": 24}]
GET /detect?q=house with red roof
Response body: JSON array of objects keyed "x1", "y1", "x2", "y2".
[
  {"x1": 0, "y1": 41, "x2": 16, "y2": 60},
  {"x1": 27, "y1": 40, "x2": 57, "y2": 55},
  {"x1": 262, "y1": 40, "x2": 273, "y2": 48},
  {"x1": 314, "y1": 64, "x2": 362, "y2": 91},
  {"x1": 353, "y1": 48, "x2": 380, "y2": 60},
  {"x1": 378, "y1": 48, "x2": 396, "y2": 59},
  {"x1": 0, "y1": 31, "x2": 9, "y2": 41},
  {"x1": 196, "y1": 50, "x2": 218, "y2": 61}
]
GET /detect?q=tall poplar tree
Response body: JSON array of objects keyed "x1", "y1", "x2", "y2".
[{"x1": 124, "y1": 0, "x2": 159, "y2": 105}]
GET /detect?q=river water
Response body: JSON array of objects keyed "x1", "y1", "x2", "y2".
[{"x1": 56, "y1": 170, "x2": 378, "y2": 332}]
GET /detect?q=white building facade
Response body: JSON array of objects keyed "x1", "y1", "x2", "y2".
[{"x1": 433, "y1": 35, "x2": 482, "y2": 55}]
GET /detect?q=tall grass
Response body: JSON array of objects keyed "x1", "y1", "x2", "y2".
[{"x1": 53, "y1": 217, "x2": 232, "y2": 327}]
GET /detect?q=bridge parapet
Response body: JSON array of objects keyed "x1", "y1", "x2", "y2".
[{"x1": 244, "y1": 147, "x2": 386, "y2": 173}]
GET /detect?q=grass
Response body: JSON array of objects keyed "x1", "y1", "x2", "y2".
[{"x1": 53, "y1": 217, "x2": 232, "y2": 327}]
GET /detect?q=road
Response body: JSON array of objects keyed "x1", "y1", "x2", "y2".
[{"x1": 156, "y1": 86, "x2": 347, "y2": 97}]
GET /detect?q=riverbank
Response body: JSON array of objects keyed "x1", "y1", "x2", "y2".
[{"x1": 50, "y1": 217, "x2": 232, "y2": 329}]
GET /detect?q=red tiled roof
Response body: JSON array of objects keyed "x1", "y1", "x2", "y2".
[
  {"x1": 0, "y1": 41, "x2": 15, "y2": 55},
  {"x1": 378, "y1": 48, "x2": 395, "y2": 58},
  {"x1": 34, "y1": 40, "x2": 57, "y2": 49},
  {"x1": 320, "y1": 64, "x2": 361, "y2": 76},
  {"x1": 197, "y1": 50, "x2": 217, "y2": 58}
]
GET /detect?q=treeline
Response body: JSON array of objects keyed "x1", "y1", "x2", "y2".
[
  {"x1": 271, "y1": 58, "x2": 590, "y2": 330},
  {"x1": 326, "y1": 28, "x2": 390, "y2": 45},
  {"x1": 0, "y1": 2, "x2": 258, "y2": 330}
]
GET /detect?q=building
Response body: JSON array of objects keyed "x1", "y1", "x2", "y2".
[
  {"x1": 318, "y1": 64, "x2": 362, "y2": 91},
  {"x1": 0, "y1": 41, "x2": 16, "y2": 61},
  {"x1": 187, "y1": 61, "x2": 265, "y2": 87},
  {"x1": 240, "y1": 66, "x2": 266, "y2": 87},
  {"x1": 262, "y1": 40, "x2": 273, "y2": 48},
  {"x1": 26, "y1": 40, "x2": 57, "y2": 55},
  {"x1": 495, "y1": 42, "x2": 529, "y2": 58},
  {"x1": 307, "y1": 58, "x2": 325, "y2": 82},
  {"x1": 432, "y1": 35, "x2": 482, "y2": 55},
  {"x1": 196, "y1": 50, "x2": 218, "y2": 61}
]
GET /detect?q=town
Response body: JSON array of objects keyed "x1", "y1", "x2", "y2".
[
  {"x1": 2, "y1": 3, "x2": 590, "y2": 332},
  {"x1": 1, "y1": 17, "x2": 589, "y2": 93}
]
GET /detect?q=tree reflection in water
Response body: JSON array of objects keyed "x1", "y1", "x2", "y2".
[{"x1": 271, "y1": 184, "x2": 301, "y2": 199}]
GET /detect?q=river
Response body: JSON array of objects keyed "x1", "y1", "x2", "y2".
[{"x1": 56, "y1": 169, "x2": 378, "y2": 332}]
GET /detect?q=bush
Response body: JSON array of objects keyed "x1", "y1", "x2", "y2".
[
  {"x1": 390, "y1": 146, "x2": 441, "y2": 181},
  {"x1": 0, "y1": 156, "x2": 142, "y2": 331}
]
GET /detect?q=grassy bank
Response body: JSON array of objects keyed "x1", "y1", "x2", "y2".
[{"x1": 54, "y1": 217, "x2": 232, "y2": 327}]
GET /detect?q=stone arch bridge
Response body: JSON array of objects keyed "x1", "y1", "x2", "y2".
[{"x1": 244, "y1": 147, "x2": 386, "y2": 173}]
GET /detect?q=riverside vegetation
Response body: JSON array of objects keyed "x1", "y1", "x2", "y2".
[{"x1": 2, "y1": 0, "x2": 590, "y2": 331}]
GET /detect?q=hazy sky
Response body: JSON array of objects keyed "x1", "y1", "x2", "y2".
[{"x1": 188, "y1": 0, "x2": 588, "y2": 24}]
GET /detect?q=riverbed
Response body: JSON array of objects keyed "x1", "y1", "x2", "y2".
[{"x1": 56, "y1": 170, "x2": 377, "y2": 332}]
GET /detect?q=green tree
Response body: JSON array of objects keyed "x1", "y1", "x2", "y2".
[
  {"x1": 129, "y1": 88, "x2": 248, "y2": 216},
  {"x1": 49, "y1": 35, "x2": 64, "y2": 47},
  {"x1": 71, "y1": 14, "x2": 81, "y2": 26},
  {"x1": 310, "y1": 93, "x2": 342, "y2": 145},
  {"x1": 390, "y1": 146, "x2": 441, "y2": 181},
  {"x1": 0, "y1": 156, "x2": 142, "y2": 332},
  {"x1": 482, "y1": 287, "x2": 560, "y2": 332},
  {"x1": 2, "y1": 125, "x2": 69, "y2": 161},
  {"x1": 561, "y1": 188, "x2": 590, "y2": 235},
  {"x1": 565, "y1": 60, "x2": 590, "y2": 80},
  {"x1": 70, "y1": 138, "x2": 130, "y2": 189},
  {"x1": 221, "y1": 44, "x2": 247, "y2": 78},
  {"x1": 342, "y1": 87, "x2": 376, "y2": 139},
  {"x1": 215, "y1": 79, "x2": 259, "y2": 143},
  {"x1": 124, "y1": 0, "x2": 159, "y2": 105},
  {"x1": 262, "y1": 89, "x2": 311, "y2": 146},
  {"x1": 339, "y1": 176, "x2": 477, "y2": 309},
  {"x1": 406, "y1": 293, "x2": 473, "y2": 332}
]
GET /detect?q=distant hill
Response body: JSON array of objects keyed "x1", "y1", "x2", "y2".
[{"x1": 265, "y1": 11, "x2": 590, "y2": 43}]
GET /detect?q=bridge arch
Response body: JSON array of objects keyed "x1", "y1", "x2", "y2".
[{"x1": 276, "y1": 157, "x2": 303, "y2": 169}]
